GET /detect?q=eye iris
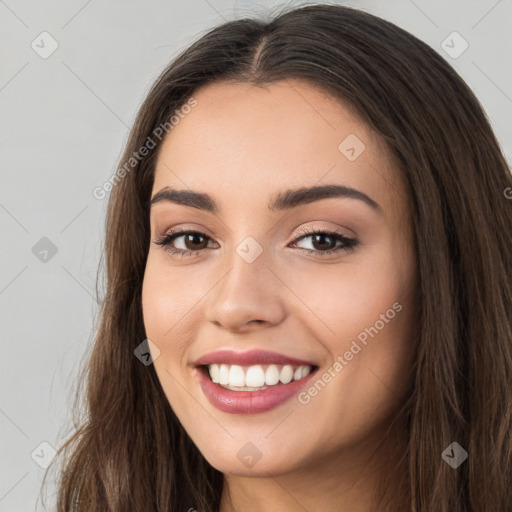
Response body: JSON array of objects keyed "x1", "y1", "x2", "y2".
[
  {"x1": 185, "y1": 233, "x2": 208, "y2": 251},
  {"x1": 311, "y1": 233, "x2": 336, "y2": 251},
  {"x1": 185, "y1": 233, "x2": 208, "y2": 250}
]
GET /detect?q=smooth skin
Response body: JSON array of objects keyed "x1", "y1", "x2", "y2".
[{"x1": 142, "y1": 79, "x2": 418, "y2": 512}]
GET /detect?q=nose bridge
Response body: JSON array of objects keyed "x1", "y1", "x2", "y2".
[{"x1": 206, "y1": 235, "x2": 286, "y2": 331}]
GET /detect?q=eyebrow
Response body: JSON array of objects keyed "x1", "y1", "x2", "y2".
[{"x1": 150, "y1": 184, "x2": 381, "y2": 214}]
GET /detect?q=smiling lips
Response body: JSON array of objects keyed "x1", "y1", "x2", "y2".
[{"x1": 194, "y1": 349, "x2": 319, "y2": 413}]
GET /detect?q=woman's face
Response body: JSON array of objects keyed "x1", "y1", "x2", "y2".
[{"x1": 142, "y1": 79, "x2": 418, "y2": 476}]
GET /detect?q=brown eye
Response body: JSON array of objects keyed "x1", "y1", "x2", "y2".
[
  {"x1": 153, "y1": 230, "x2": 218, "y2": 257},
  {"x1": 182, "y1": 232, "x2": 209, "y2": 250},
  {"x1": 309, "y1": 233, "x2": 337, "y2": 251},
  {"x1": 291, "y1": 227, "x2": 359, "y2": 257}
]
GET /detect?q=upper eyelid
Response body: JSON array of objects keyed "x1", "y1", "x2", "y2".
[{"x1": 156, "y1": 225, "x2": 348, "y2": 237}]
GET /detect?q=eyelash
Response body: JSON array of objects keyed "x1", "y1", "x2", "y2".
[{"x1": 153, "y1": 226, "x2": 359, "y2": 258}]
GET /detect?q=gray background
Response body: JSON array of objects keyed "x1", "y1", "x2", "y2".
[{"x1": 1, "y1": 0, "x2": 511, "y2": 510}]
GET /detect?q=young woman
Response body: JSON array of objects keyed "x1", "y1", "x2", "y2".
[{"x1": 52, "y1": 4, "x2": 512, "y2": 511}]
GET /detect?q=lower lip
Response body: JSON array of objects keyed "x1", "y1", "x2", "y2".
[{"x1": 196, "y1": 366, "x2": 317, "y2": 414}]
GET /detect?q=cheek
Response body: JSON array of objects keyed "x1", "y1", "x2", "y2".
[
  {"x1": 281, "y1": 251, "x2": 408, "y2": 347},
  {"x1": 141, "y1": 260, "x2": 198, "y2": 417},
  {"x1": 281, "y1": 252, "x2": 415, "y2": 433},
  {"x1": 141, "y1": 256, "x2": 191, "y2": 372},
  {"x1": 141, "y1": 252, "x2": 200, "y2": 343},
  {"x1": 141, "y1": 275, "x2": 173, "y2": 344}
]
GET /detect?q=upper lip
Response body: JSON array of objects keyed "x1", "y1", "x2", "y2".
[{"x1": 194, "y1": 349, "x2": 317, "y2": 367}]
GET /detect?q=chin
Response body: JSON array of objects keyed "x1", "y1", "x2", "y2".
[{"x1": 193, "y1": 437, "x2": 308, "y2": 478}]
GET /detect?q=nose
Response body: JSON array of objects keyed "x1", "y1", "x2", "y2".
[{"x1": 205, "y1": 249, "x2": 287, "y2": 333}]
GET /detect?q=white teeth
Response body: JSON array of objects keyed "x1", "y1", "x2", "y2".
[
  {"x1": 245, "y1": 365, "x2": 265, "y2": 387},
  {"x1": 279, "y1": 365, "x2": 294, "y2": 384},
  {"x1": 210, "y1": 363, "x2": 220, "y2": 383},
  {"x1": 219, "y1": 364, "x2": 229, "y2": 385},
  {"x1": 228, "y1": 365, "x2": 245, "y2": 387},
  {"x1": 300, "y1": 366, "x2": 310, "y2": 378},
  {"x1": 207, "y1": 363, "x2": 314, "y2": 389},
  {"x1": 265, "y1": 364, "x2": 280, "y2": 385}
]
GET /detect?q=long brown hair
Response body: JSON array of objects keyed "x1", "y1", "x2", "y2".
[{"x1": 49, "y1": 4, "x2": 512, "y2": 511}]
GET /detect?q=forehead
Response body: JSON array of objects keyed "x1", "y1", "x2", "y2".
[{"x1": 152, "y1": 79, "x2": 408, "y2": 221}]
